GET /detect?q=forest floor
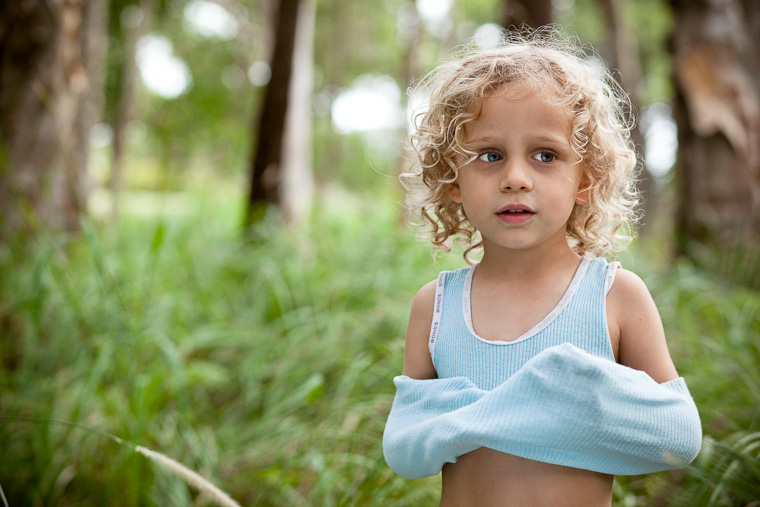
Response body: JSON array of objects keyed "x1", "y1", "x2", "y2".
[{"x1": 1, "y1": 190, "x2": 758, "y2": 506}]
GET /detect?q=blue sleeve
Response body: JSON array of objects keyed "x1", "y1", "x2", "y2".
[{"x1": 382, "y1": 343, "x2": 702, "y2": 479}]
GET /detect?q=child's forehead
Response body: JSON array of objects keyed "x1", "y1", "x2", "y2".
[
  {"x1": 488, "y1": 81, "x2": 541, "y2": 100},
  {"x1": 477, "y1": 83, "x2": 574, "y2": 119}
]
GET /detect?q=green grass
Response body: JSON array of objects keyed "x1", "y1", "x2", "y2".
[{"x1": 1, "y1": 190, "x2": 758, "y2": 506}]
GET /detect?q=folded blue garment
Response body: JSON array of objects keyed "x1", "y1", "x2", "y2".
[{"x1": 383, "y1": 343, "x2": 702, "y2": 479}]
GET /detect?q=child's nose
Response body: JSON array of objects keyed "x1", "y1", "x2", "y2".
[{"x1": 499, "y1": 159, "x2": 533, "y2": 191}]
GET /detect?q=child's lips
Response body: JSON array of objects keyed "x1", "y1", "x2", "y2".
[
  {"x1": 498, "y1": 204, "x2": 534, "y2": 214},
  {"x1": 496, "y1": 204, "x2": 535, "y2": 224}
]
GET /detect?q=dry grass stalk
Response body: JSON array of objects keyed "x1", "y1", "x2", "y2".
[{"x1": 134, "y1": 446, "x2": 241, "y2": 507}]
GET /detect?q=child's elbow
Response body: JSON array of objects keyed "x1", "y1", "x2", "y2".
[{"x1": 663, "y1": 399, "x2": 703, "y2": 468}]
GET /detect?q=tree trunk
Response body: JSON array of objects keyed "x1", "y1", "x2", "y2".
[
  {"x1": 109, "y1": 0, "x2": 154, "y2": 220},
  {"x1": 0, "y1": 0, "x2": 104, "y2": 237},
  {"x1": 502, "y1": 0, "x2": 553, "y2": 29},
  {"x1": 395, "y1": 0, "x2": 423, "y2": 204},
  {"x1": 669, "y1": 0, "x2": 760, "y2": 280},
  {"x1": 280, "y1": 0, "x2": 315, "y2": 226},
  {"x1": 245, "y1": 0, "x2": 313, "y2": 226}
]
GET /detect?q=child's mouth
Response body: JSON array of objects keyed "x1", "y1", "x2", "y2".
[{"x1": 497, "y1": 206, "x2": 535, "y2": 224}]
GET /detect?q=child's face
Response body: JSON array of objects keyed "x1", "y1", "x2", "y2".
[{"x1": 448, "y1": 87, "x2": 588, "y2": 255}]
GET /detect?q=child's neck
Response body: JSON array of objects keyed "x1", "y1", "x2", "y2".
[{"x1": 477, "y1": 243, "x2": 582, "y2": 283}]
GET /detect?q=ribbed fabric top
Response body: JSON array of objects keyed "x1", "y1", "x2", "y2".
[
  {"x1": 430, "y1": 256, "x2": 619, "y2": 390},
  {"x1": 383, "y1": 344, "x2": 703, "y2": 479}
]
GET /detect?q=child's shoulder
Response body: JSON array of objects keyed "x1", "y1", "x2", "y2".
[
  {"x1": 411, "y1": 278, "x2": 438, "y2": 312},
  {"x1": 605, "y1": 266, "x2": 679, "y2": 383},
  {"x1": 606, "y1": 265, "x2": 656, "y2": 322},
  {"x1": 607, "y1": 266, "x2": 651, "y2": 301}
]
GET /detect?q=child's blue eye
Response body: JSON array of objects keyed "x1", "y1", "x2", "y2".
[
  {"x1": 533, "y1": 152, "x2": 556, "y2": 163},
  {"x1": 477, "y1": 151, "x2": 502, "y2": 163}
]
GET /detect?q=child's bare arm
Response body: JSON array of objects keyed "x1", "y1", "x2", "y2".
[
  {"x1": 607, "y1": 269, "x2": 679, "y2": 383},
  {"x1": 402, "y1": 280, "x2": 437, "y2": 380}
]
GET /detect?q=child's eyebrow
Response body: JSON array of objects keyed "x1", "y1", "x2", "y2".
[
  {"x1": 464, "y1": 134, "x2": 572, "y2": 147},
  {"x1": 532, "y1": 134, "x2": 572, "y2": 146},
  {"x1": 463, "y1": 135, "x2": 501, "y2": 145}
]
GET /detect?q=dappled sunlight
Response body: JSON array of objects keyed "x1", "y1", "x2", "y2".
[
  {"x1": 183, "y1": 0, "x2": 239, "y2": 40},
  {"x1": 331, "y1": 74, "x2": 405, "y2": 134},
  {"x1": 136, "y1": 35, "x2": 192, "y2": 98},
  {"x1": 641, "y1": 103, "x2": 678, "y2": 178}
]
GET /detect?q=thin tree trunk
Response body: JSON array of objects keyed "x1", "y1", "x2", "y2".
[
  {"x1": 670, "y1": 0, "x2": 760, "y2": 280},
  {"x1": 244, "y1": 0, "x2": 302, "y2": 226},
  {"x1": 395, "y1": 0, "x2": 422, "y2": 200},
  {"x1": 110, "y1": 0, "x2": 154, "y2": 220},
  {"x1": 280, "y1": 0, "x2": 314, "y2": 226},
  {"x1": 0, "y1": 0, "x2": 103, "y2": 237}
]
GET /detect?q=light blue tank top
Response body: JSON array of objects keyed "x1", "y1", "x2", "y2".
[{"x1": 429, "y1": 256, "x2": 619, "y2": 390}]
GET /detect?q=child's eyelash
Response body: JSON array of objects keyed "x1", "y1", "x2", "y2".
[
  {"x1": 476, "y1": 151, "x2": 502, "y2": 162},
  {"x1": 533, "y1": 151, "x2": 557, "y2": 163},
  {"x1": 474, "y1": 151, "x2": 558, "y2": 163}
]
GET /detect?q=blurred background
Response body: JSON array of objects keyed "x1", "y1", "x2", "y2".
[{"x1": 0, "y1": 0, "x2": 758, "y2": 505}]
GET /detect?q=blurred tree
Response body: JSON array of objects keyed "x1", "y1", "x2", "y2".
[
  {"x1": 669, "y1": 0, "x2": 760, "y2": 280},
  {"x1": 0, "y1": 0, "x2": 106, "y2": 237},
  {"x1": 102, "y1": 0, "x2": 263, "y2": 196},
  {"x1": 147, "y1": 0, "x2": 257, "y2": 187},
  {"x1": 399, "y1": 1, "x2": 423, "y2": 91},
  {"x1": 311, "y1": 0, "x2": 409, "y2": 190},
  {"x1": 245, "y1": 0, "x2": 315, "y2": 226},
  {"x1": 107, "y1": 0, "x2": 155, "y2": 219},
  {"x1": 501, "y1": 0, "x2": 552, "y2": 28},
  {"x1": 280, "y1": 0, "x2": 315, "y2": 225}
]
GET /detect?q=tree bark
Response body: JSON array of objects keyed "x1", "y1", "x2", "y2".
[
  {"x1": 669, "y1": 0, "x2": 760, "y2": 273},
  {"x1": 245, "y1": 0, "x2": 312, "y2": 226},
  {"x1": 0, "y1": 0, "x2": 103, "y2": 237}
]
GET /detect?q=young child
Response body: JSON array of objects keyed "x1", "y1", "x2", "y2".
[{"x1": 383, "y1": 29, "x2": 701, "y2": 506}]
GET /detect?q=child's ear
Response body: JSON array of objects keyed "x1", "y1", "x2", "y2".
[
  {"x1": 575, "y1": 188, "x2": 589, "y2": 206},
  {"x1": 448, "y1": 183, "x2": 462, "y2": 204}
]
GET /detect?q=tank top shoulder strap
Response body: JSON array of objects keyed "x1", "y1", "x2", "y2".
[
  {"x1": 428, "y1": 259, "x2": 620, "y2": 369},
  {"x1": 579, "y1": 256, "x2": 622, "y2": 294},
  {"x1": 427, "y1": 267, "x2": 471, "y2": 363},
  {"x1": 604, "y1": 260, "x2": 622, "y2": 295},
  {"x1": 428, "y1": 271, "x2": 446, "y2": 362}
]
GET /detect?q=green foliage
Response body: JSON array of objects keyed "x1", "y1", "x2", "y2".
[
  {"x1": 456, "y1": 0, "x2": 502, "y2": 27},
  {"x1": 315, "y1": 0, "x2": 409, "y2": 87},
  {"x1": 137, "y1": 7, "x2": 256, "y2": 182},
  {"x1": 97, "y1": 0, "x2": 679, "y2": 199},
  {"x1": 558, "y1": 0, "x2": 608, "y2": 47},
  {"x1": 558, "y1": 0, "x2": 674, "y2": 106},
  {"x1": 1, "y1": 192, "x2": 758, "y2": 505},
  {"x1": 0, "y1": 191, "x2": 451, "y2": 505},
  {"x1": 623, "y1": 0, "x2": 674, "y2": 105}
]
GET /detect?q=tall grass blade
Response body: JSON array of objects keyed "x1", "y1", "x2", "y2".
[
  {"x1": 1, "y1": 417, "x2": 240, "y2": 506},
  {"x1": 0, "y1": 483, "x2": 9, "y2": 507},
  {"x1": 134, "y1": 446, "x2": 241, "y2": 507}
]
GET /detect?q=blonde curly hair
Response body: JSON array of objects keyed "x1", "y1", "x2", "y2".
[{"x1": 403, "y1": 27, "x2": 639, "y2": 262}]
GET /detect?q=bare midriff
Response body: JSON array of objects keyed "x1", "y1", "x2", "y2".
[{"x1": 440, "y1": 447, "x2": 613, "y2": 507}]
